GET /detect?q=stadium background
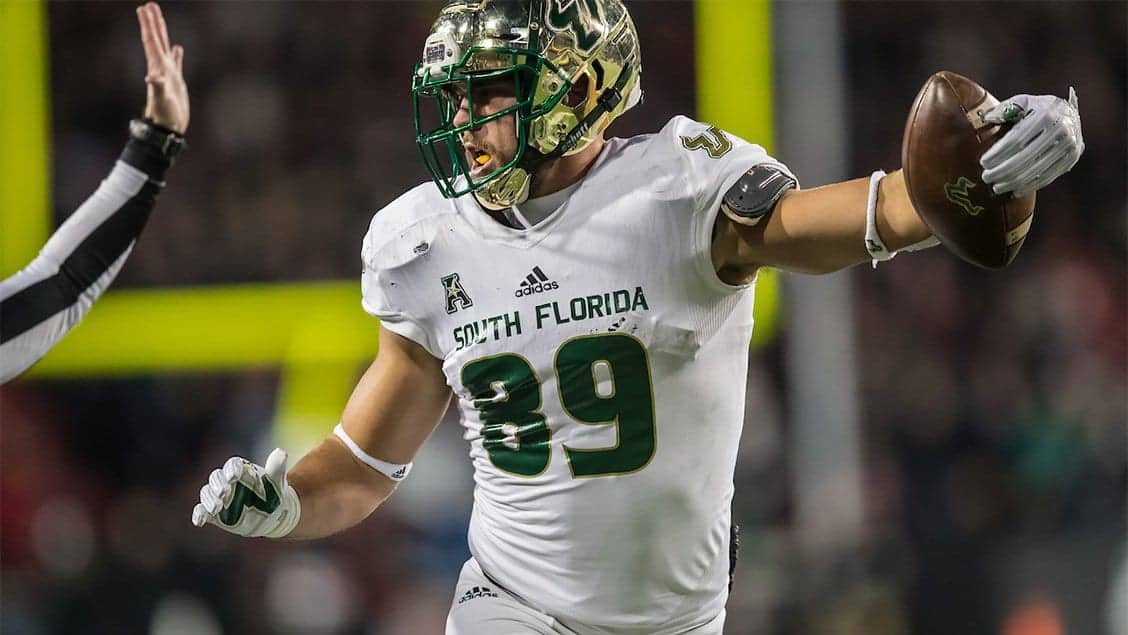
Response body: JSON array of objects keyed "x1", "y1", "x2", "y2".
[{"x1": 1, "y1": 1, "x2": 1124, "y2": 633}]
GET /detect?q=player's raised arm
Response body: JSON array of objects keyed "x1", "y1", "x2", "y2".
[
  {"x1": 0, "y1": 2, "x2": 188, "y2": 383},
  {"x1": 192, "y1": 327, "x2": 452, "y2": 540},
  {"x1": 710, "y1": 83, "x2": 1083, "y2": 280}
]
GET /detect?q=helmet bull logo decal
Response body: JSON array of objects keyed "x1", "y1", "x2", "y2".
[{"x1": 547, "y1": 0, "x2": 604, "y2": 53}]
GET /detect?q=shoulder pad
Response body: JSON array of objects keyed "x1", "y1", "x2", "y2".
[{"x1": 362, "y1": 182, "x2": 452, "y2": 267}]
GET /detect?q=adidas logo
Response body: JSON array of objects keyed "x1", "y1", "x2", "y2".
[
  {"x1": 514, "y1": 266, "x2": 560, "y2": 298},
  {"x1": 457, "y1": 585, "x2": 499, "y2": 604}
]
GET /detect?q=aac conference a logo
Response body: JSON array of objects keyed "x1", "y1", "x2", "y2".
[{"x1": 442, "y1": 273, "x2": 474, "y2": 314}]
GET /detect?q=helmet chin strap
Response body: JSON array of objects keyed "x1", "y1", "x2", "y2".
[
  {"x1": 473, "y1": 167, "x2": 531, "y2": 211},
  {"x1": 473, "y1": 65, "x2": 634, "y2": 211},
  {"x1": 521, "y1": 65, "x2": 632, "y2": 174}
]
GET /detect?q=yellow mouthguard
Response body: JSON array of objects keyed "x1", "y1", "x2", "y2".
[{"x1": 475, "y1": 154, "x2": 491, "y2": 166}]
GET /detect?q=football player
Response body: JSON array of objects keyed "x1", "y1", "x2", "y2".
[
  {"x1": 0, "y1": 2, "x2": 187, "y2": 383},
  {"x1": 192, "y1": 1, "x2": 1083, "y2": 632}
]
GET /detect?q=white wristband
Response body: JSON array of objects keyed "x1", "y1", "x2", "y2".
[
  {"x1": 863, "y1": 170, "x2": 940, "y2": 266},
  {"x1": 333, "y1": 424, "x2": 413, "y2": 482},
  {"x1": 864, "y1": 170, "x2": 894, "y2": 267}
]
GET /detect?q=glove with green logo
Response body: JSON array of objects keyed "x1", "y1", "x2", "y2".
[
  {"x1": 191, "y1": 448, "x2": 300, "y2": 538},
  {"x1": 980, "y1": 88, "x2": 1084, "y2": 197}
]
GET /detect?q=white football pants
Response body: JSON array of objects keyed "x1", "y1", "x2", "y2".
[{"x1": 445, "y1": 558, "x2": 726, "y2": 635}]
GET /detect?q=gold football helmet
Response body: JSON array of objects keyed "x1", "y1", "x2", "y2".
[{"x1": 412, "y1": 0, "x2": 643, "y2": 210}]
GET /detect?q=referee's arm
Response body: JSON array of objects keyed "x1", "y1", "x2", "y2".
[
  {"x1": 0, "y1": 2, "x2": 187, "y2": 383},
  {"x1": 0, "y1": 129, "x2": 180, "y2": 383}
]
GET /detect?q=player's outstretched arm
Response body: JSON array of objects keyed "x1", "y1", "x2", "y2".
[
  {"x1": 0, "y1": 2, "x2": 187, "y2": 382},
  {"x1": 713, "y1": 169, "x2": 929, "y2": 279},
  {"x1": 713, "y1": 89, "x2": 1082, "y2": 279},
  {"x1": 192, "y1": 327, "x2": 452, "y2": 540}
]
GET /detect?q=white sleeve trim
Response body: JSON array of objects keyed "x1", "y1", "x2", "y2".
[
  {"x1": 333, "y1": 424, "x2": 413, "y2": 482},
  {"x1": 693, "y1": 186, "x2": 752, "y2": 295},
  {"x1": 375, "y1": 316, "x2": 442, "y2": 359}
]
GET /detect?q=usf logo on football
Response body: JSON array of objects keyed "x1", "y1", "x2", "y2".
[{"x1": 943, "y1": 176, "x2": 985, "y2": 216}]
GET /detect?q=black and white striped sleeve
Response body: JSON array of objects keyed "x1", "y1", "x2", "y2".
[{"x1": 0, "y1": 137, "x2": 172, "y2": 383}]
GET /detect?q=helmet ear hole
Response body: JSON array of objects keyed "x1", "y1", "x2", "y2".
[{"x1": 563, "y1": 74, "x2": 591, "y2": 108}]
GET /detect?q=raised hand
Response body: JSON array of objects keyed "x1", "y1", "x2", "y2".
[{"x1": 136, "y1": 2, "x2": 189, "y2": 133}]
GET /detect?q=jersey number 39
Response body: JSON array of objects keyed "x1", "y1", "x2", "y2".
[{"x1": 461, "y1": 333, "x2": 656, "y2": 478}]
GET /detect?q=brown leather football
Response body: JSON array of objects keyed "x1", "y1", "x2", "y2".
[{"x1": 902, "y1": 71, "x2": 1036, "y2": 269}]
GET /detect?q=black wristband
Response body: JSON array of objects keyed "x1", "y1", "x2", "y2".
[
  {"x1": 122, "y1": 118, "x2": 186, "y2": 180},
  {"x1": 140, "y1": 116, "x2": 182, "y2": 138},
  {"x1": 120, "y1": 137, "x2": 173, "y2": 183}
]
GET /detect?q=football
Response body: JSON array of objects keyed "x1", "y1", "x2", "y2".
[{"x1": 901, "y1": 71, "x2": 1036, "y2": 269}]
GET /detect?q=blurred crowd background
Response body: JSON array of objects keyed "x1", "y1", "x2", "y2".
[{"x1": 1, "y1": 2, "x2": 1124, "y2": 634}]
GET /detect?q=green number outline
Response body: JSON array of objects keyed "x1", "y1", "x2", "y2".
[
  {"x1": 555, "y1": 333, "x2": 657, "y2": 478},
  {"x1": 461, "y1": 333, "x2": 657, "y2": 479},
  {"x1": 461, "y1": 352, "x2": 552, "y2": 478}
]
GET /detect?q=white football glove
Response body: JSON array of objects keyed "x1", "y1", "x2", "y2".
[
  {"x1": 191, "y1": 448, "x2": 301, "y2": 538},
  {"x1": 980, "y1": 88, "x2": 1084, "y2": 198}
]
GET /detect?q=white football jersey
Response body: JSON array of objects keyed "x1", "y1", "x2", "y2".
[{"x1": 362, "y1": 116, "x2": 793, "y2": 633}]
